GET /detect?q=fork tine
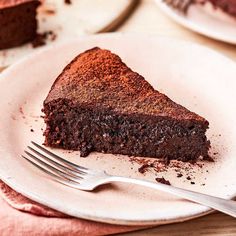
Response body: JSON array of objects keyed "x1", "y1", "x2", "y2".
[
  {"x1": 24, "y1": 151, "x2": 82, "y2": 183},
  {"x1": 28, "y1": 146, "x2": 85, "y2": 177},
  {"x1": 22, "y1": 155, "x2": 83, "y2": 189},
  {"x1": 31, "y1": 141, "x2": 88, "y2": 171}
]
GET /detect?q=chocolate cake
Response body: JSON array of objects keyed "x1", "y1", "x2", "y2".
[
  {"x1": 43, "y1": 47, "x2": 210, "y2": 162},
  {"x1": 0, "y1": 0, "x2": 40, "y2": 50},
  {"x1": 207, "y1": 0, "x2": 236, "y2": 17},
  {"x1": 176, "y1": 0, "x2": 236, "y2": 17}
]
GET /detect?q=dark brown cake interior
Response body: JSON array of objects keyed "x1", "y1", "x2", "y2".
[
  {"x1": 43, "y1": 47, "x2": 210, "y2": 161},
  {"x1": 0, "y1": 0, "x2": 39, "y2": 50}
]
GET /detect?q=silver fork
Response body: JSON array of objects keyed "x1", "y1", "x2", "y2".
[
  {"x1": 22, "y1": 141, "x2": 236, "y2": 218},
  {"x1": 163, "y1": 0, "x2": 195, "y2": 13}
]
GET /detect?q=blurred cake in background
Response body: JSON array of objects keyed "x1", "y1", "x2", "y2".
[
  {"x1": 206, "y1": 0, "x2": 236, "y2": 17},
  {"x1": 0, "y1": 0, "x2": 40, "y2": 50}
]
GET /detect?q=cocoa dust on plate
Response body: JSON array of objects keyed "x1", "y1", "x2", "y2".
[{"x1": 129, "y1": 156, "x2": 211, "y2": 186}]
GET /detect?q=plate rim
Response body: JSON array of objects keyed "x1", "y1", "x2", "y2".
[
  {"x1": 0, "y1": 0, "x2": 138, "y2": 68},
  {"x1": 0, "y1": 177, "x2": 214, "y2": 225},
  {"x1": 0, "y1": 33, "x2": 236, "y2": 225},
  {"x1": 155, "y1": 0, "x2": 236, "y2": 45}
]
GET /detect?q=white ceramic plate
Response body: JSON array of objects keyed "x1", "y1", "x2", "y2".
[
  {"x1": 0, "y1": 34, "x2": 236, "y2": 226},
  {"x1": 155, "y1": 0, "x2": 236, "y2": 44},
  {"x1": 0, "y1": 0, "x2": 136, "y2": 67}
]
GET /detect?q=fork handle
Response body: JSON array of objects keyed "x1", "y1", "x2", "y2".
[{"x1": 106, "y1": 176, "x2": 236, "y2": 218}]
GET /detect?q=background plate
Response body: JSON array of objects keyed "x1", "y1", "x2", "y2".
[
  {"x1": 155, "y1": 0, "x2": 236, "y2": 44},
  {"x1": 0, "y1": 0, "x2": 137, "y2": 67},
  {"x1": 0, "y1": 34, "x2": 236, "y2": 225}
]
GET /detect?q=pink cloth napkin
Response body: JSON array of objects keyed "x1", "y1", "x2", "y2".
[{"x1": 0, "y1": 180, "x2": 149, "y2": 235}]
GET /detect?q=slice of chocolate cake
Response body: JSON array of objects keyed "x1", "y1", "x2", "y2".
[
  {"x1": 0, "y1": 0, "x2": 40, "y2": 50},
  {"x1": 43, "y1": 47, "x2": 210, "y2": 162}
]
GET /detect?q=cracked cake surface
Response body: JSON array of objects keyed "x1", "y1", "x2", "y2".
[{"x1": 43, "y1": 47, "x2": 210, "y2": 161}]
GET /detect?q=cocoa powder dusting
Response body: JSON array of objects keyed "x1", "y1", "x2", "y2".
[
  {"x1": 130, "y1": 157, "x2": 167, "y2": 173},
  {"x1": 19, "y1": 106, "x2": 26, "y2": 119},
  {"x1": 129, "y1": 156, "x2": 208, "y2": 185},
  {"x1": 138, "y1": 164, "x2": 150, "y2": 174},
  {"x1": 155, "y1": 177, "x2": 171, "y2": 185},
  {"x1": 19, "y1": 106, "x2": 24, "y2": 115},
  {"x1": 64, "y1": 0, "x2": 72, "y2": 4},
  {"x1": 32, "y1": 31, "x2": 57, "y2": 48},
  {"x1": 177, "y1": 173, "x2": 183, "y2": 178},
  {"x1": 43, "y1": 9, "x2": 55, "y2": 15}
]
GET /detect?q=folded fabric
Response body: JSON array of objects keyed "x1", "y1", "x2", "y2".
[{"x1": 0, "y1": 180, "x2": 149, "y2": 235}]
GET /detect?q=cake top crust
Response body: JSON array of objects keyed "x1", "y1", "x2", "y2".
[
  {"x1": 0, "y1": 0, "x2": 38, "y2": 8},
  {"x1": 45, "y1": 47, "x2": 208, "y2": 123}
]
